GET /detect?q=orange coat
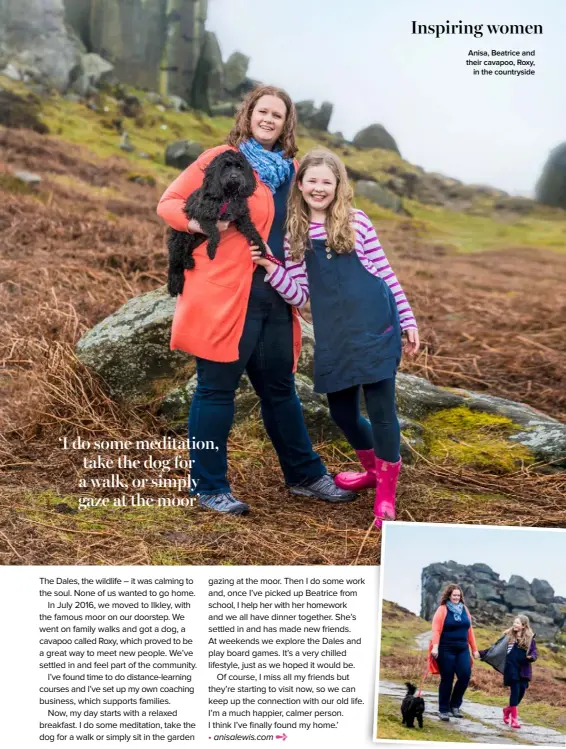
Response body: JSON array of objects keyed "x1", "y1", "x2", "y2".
[
  {"x1": 156, "y1": 144, "x2": 302, "y2": 368},
  {"x1": 428, "y1": 604, "x2": 478, "y2": 674}
]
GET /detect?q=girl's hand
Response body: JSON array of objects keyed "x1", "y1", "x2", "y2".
[
  {"x1": 431, "y1": 645, "x2": 439, "y2": 658},
  {"x1": 250, "y1": 244, "x2": 277, "y2": 274},
  {"x1": 403, "y1": 328, "x2": 420, "y2": 356},
  {"x1": 473, "y1": 651, "x2": 481, "y2": 659},
  {"x1": 188, "y1": 219, "x2": 230, "y2": 234}
]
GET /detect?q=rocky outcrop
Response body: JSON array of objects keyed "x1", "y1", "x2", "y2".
[
  {"x1": 353, "y1": 123, "x2": 400, "y2": 154},
  {"x1": 354, "y1": 180, "x2": 404, "y2": 214},
  {"x1": 0, "y1": 0, "x2": 85, "y2": 91},
  {"x1": 535, "y1": 142, "x2": 566, "y2": 210},
  {"x1": 164, "y1": 140, "x2": 205, "y2": 170},
  {"x1": 190, "y1": 30, "x2": 224, "y2": 114},
  {"x1": 421, "y1": 561, "x2": 566, "y2": 642},
  {"x1": 75, "y1": 286, "x2": 566, "y2": 470},
  {"x1": 295, "y1": 100, "x2": 333, "y2": 132}
]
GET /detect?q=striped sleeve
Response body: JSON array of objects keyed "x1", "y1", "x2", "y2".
[
  {"x1": 357, "y1": 211, "x2": 418, "y2": 330},
  {"x1": 264, "y1": 235, "x2": 310, "y2": 308}
]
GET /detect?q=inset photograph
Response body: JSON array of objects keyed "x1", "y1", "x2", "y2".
[{"x1": 374, "y1": 522, "x2": 566, "y2": 745}]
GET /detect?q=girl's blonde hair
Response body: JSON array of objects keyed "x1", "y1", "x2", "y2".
[
  {"x1": 286, "y1": 149, "x2": 356, "y2": 261},
  {"x1": 226, "y1": 85, "x2": 298, "y2": 158},
  {"x1": 505, "y1": 614, "x2": 534, "y2": 651}
]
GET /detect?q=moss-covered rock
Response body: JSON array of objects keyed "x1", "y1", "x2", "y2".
[{"x1": 423, "y1": 406, "x2": 533, "y2": 472}]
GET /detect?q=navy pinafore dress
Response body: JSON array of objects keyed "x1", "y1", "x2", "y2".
[{"x1": 304, "y1": 237, "x2": 402, "y2": 394}]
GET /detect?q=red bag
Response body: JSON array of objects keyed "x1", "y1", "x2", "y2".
[{"x1": 428, "y1": 641, "x2": 440, "y2": 675}]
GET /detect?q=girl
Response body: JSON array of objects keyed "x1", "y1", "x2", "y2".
[
  {"x1": 251, "y1": 149, "x2": 419, "y2": 525},
  {"x1": 157, "y1": 90, "x2": 354, "y2": 516},
  {"x1": 480, "y1": 615, "x2": 537, "y2": 729}
]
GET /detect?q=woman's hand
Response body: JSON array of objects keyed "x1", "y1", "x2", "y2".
[
  {"x1": 473, "y1": 651, "x2": 481, "y2": 659},
  {"x1": 250, "y1": 244, "x2": 277, "y2": 274},
  {"x1": 403, "y1": 328, "x2": 420, "y2": 356},
  {"x1": 431, "y1": 645, "x2": 439, "y2": 658},
  {"x1": 187, "y1": 218, "x2": 230, "y2": 234}
]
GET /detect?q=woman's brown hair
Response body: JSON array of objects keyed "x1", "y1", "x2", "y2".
[
  {"x1": 439, "y1": 583, "x2": 466, "y2": 606},
  {"x1": 226, "y1": 85, "x2": 298, "y2": 158}
]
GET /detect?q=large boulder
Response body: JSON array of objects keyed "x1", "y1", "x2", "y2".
[
  {"x1": 69, "y1": 52, "x2": 114, "y2": 97},
  {"x1": 504, "y1": 586, "x2": 537, "y2": 609},
  {"x1": 75, "y1": 287, "x2": 195, "y2": 402},
  {"x1": 535, "y1": 142, "x2": 566, "y2": 210},
  {"x1": 75, "y1": 287, "x2": 566, "y2": 470},
  {"x1": 354, "y1": 180, "x2": 404, "y2": 214},
  {"x1": 223, "y1": 51, "x2": 249, "y2": 94},
  {"x1": 85, "y1": 0, "x2": 207, "y2": 101},
  {"x1": 0, "y1": 0, "x2": 85, "y2": 91},
  {"x1": 531, "y1": 578, "x2": 555, "y2": 604},
  {"x1": 295, "y1": 100, "x2": 333, "y2": 132},
  {"x1": 190, "y1": 30, "x2": 224, "y2": 113},
  {"x1": 165, "y1": 140, "x2": 205, "y2": 171},
  {"x1": 353, "y1": 123, "x2": 400, "y2": 154}
]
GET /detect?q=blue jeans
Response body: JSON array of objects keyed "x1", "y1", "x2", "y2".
[
  {"x1": 188, "y1": 282, "x2": 325, "y2": 494},
  {"x1": 437, "y1": 646, "x2": 471, "y2": 713},
  {"x1": 326, "y1": 378, "x2": 400, "y2": 463}
]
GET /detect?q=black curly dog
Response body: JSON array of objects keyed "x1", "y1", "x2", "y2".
[
  {"x1": 167, "y1": 150, "x2": 267, "y2": 296},
  {"x1": 401, "y1": 683, "x2": 425, "y2": 728}
]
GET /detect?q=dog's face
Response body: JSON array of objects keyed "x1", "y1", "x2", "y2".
[{"x1": 205, "y1": 151, "x2": 256, "y2": 199}]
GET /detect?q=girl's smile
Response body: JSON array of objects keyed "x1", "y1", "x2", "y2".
[{"x1": 298, "y1": 164, "x2": 337, "y2": 219}]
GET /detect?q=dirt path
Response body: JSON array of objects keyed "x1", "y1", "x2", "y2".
[{"x1": 396, "y1": 631, "x2": 566, "y2": 744}]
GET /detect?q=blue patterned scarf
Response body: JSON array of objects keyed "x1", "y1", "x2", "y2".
[
  {"x1": 238, "y1": 138, "x2": 292, "y2": 193},
  {"x1": 446, "y1": 601, "x2": 464, "y2": 621}
]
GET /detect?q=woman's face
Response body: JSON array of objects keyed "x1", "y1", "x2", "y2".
[
  {"x1": 449, "y1": 588, "x2": 462, "y2": 604},
  {"x1": 513, "y1": 617, "x2": 523, "y2": 631},
  {"x1": 298, "y1": 164, "x2": 337, "y2": 213},
  {"x1": 250, "y1": 95, "x2": 287, "y2": 150}
]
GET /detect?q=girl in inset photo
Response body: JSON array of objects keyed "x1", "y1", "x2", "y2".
[
  {"x1": 480, "y1": 614, "x2": 537, "y2": 729},
  {"x1": 251, "y1": 148, "x2": 419, "y2": 527}
]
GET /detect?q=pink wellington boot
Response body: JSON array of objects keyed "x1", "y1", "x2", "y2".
[
  {"x1": 335, "y1": 449, "x2": 377, "y2": 490},
  {"x1": 373, "y1": 457, "x2": 402, "y2": 528},
  {"x1": 510, "y1": 707, "x2": 521, "y2": 729},
  {"x1": 502, "y1": 706, "x2": 511, "y2": 725}
]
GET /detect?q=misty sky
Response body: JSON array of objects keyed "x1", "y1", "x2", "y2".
[
  {"x1": 208, "y1": 0, "x2": 566, "y2": 196},
  {"x1": 380, "y1": 523, "x2": 566, "y2": 616}
]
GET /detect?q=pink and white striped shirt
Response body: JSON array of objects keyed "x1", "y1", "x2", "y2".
[{"x1": 265, "y1": 209, "x2": 418, "y2": 330}]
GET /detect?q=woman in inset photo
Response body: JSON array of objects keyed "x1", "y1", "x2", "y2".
[{"x1": 429, "y1": 583, "x2": 480, "y2": 721}]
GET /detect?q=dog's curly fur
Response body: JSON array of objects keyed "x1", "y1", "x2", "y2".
[
  {"x1": 167, "y1": 150, "x2": 267, "y2": 296},
  {"x1": 401, "y1": 683, "x2": 425, "y2": 729}
]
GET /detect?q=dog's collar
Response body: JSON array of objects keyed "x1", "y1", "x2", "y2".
[{"x1": 219, "y1": 201, "x2": 229, "y2": 216}]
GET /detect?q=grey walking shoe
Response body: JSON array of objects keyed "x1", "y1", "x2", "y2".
[
  {"x1": 288, "y1": 474, "x2": 356, "y2": 503},
  {"x1": 198, "y1": 492, "x2": 249, "y2": 515},
  {"x1": 450, "y1": 708, "x2": 463, "y2": 718},
  {"x1": 438, "y1": 712, "x2": 451, "y2": 722}
]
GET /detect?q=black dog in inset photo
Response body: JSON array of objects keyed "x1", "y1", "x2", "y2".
[
  {"x1": 167, "y1": 149, "x2": 267, "y2": 296},
  {"x1": 401, "y1": 682, "x2": 425, "y2": 728}
]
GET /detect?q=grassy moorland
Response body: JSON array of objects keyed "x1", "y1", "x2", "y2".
[{"x1": 1, "y1": 76, "x2": 565, "y2": 565}]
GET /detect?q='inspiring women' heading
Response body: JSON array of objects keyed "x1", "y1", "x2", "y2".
[{"x1": 412, "y1": 21, "x2": 543, "y2": 39}]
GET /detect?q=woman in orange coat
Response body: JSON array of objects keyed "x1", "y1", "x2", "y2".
[
  {"x1": 157, "y1": 85, "x2": 354, "y2": 514},
  {"x1": 429, "y1": 584, "x2": 480, "y2": 722}
]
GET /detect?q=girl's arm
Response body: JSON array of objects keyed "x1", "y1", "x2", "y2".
[
  {"x1": 264, "y1": 237, "x2": 310, "y2": 308},
  {"x1": 355, "y1": 211, "x2": 418, "y2": 331},
  {"x1": 527, "y1": 638, "x2": 538, "y2": 661},
  {"x1": 157, "y1": 145, "x2": 230, "y2": 231}
]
